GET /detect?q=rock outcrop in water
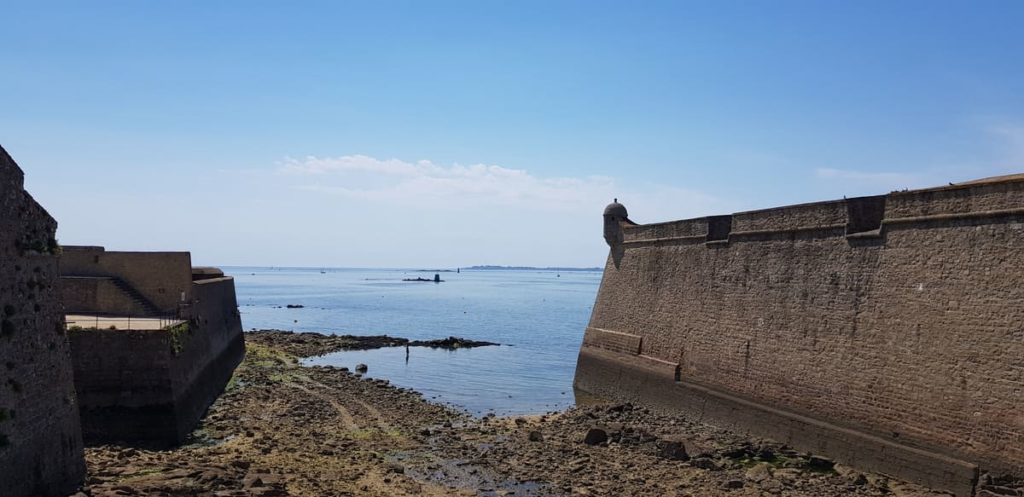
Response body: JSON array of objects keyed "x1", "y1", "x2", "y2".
[
  {"x1": 408, "y1": 336, "x2": 498, "y2": 349},
  {"x1": 403, "y1": 273, "x2": 444, "y2": 283},
  {"x1": 246, "y1": 330, "x2": 497, "y2": 358}
]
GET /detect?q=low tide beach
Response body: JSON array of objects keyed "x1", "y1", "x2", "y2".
[
  {"x1": 72, "y1": 269, "x2": 1023, "y2": 497},
  {"x1": 78, "y1": 330, "x2": 966, "y2": 497}
]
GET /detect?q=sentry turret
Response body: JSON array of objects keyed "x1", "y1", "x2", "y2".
[{"x1": 603, "y1": 198, "x2": 633, "y2": 247}]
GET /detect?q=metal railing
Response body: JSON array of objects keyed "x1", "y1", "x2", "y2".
[{"x1": 64, "y1": 312, "x2": 186, "y2": 332}]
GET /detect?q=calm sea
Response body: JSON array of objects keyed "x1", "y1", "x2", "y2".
[{"x1": 227, "y1": 267, "x2": 603, "y2": 416}]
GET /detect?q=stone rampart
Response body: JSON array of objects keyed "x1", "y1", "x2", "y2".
[
  {"x1": 69, "y1": 275, "x2": 244, "y2": 445},
  {"x1": 61, "y1": 247, "x2": 193, "y2": 314},
  {"x1": 576, "y1": 178, "x2": 1024, "y2": 497},
  {"x1": 62, "y1": 276, "x2": 155, "y2": 316},
  {"x1": 173, "y1": 277, "x2": 245, "y2": 436},
  {"x1": 0, "y1": 146, "x2": 86, "y2": 496}
]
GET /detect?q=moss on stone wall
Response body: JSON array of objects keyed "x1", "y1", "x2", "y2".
[
  {"x1": 15, "y1": 236, "x2": 60, "y2": 256},
  {"x1": 169, "y1": 322, "x2": 191, "y2": 355}
]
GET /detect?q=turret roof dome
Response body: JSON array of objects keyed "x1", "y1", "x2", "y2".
[{"x1": 604, "y1": 200, "x2": 628, "y2": 218}]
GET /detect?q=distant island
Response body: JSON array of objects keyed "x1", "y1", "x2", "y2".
[{"x1": 464, "y1": 265, "x2": 602, "y2": 271}]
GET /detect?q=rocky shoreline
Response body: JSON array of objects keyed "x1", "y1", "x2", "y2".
[
  {"x1": 74, "y1": 331, "x2": 990, "y2": 497},
  {"x1": 244, "y1": 330, "x2": 498, "y2": 358}
]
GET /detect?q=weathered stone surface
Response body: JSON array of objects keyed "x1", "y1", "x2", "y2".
[
  {"x1": 67, "y1": 265, "x2": 245, "y2": 446},
  {"x1": 576, "y1": 178, "x2": 1024, "y2": 496},
  {"x1": 0, "y1": 145, "x2": 86, "y2": 496}
]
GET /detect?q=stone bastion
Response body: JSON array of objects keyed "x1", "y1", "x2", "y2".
[
  {"x1": 1, "y1": 144, "x2": 245, "y2": 496},
  {"x1": 576, "y1": 178, "x2": 1024, "y2": 497},
  {"x1": 61, "y1": 246, "x2": 246, "y2": 446}
]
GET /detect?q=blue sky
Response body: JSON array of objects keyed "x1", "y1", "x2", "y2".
[{"x1": 2, "y1": 1, "x2": 1022, "y2": 267}]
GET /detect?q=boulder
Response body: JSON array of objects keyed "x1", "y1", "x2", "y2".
[
  {"x1": 806, "y1": 455, "x2": 835, "y2": 471},
  {"x1": 745, "y1": 462, "x2": 773, "y2": 483},
  {"x1": 583, "y1": 428, "x2": 608, "y2": 446},
  {"x1": 690, "y1": 457, "x2": 722, "y2": 471},
  {"x1": 656, "y1": 438, "x2": 690, "y2": 461}
]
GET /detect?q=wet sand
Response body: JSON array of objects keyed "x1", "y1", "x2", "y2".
[{"x1": 75, "y1": 331, "x2": 994, "y2": 497}]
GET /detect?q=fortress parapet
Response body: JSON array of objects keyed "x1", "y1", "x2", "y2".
[{"x1": 577, "y1": 177, "x2": 1024, "y2": 497}]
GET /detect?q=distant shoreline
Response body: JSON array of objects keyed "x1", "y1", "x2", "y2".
[
  {"x1": 463, "y1": 265, "x2": 602, "y2": 271},
  {"x1": 219, "y1": 265, "x2": 604, "y2": 272}
]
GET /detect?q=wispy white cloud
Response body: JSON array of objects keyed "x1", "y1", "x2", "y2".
[
  {"x1": 282, "y1": 155, "x2": 434, "y2": 177},
  {"x1": 279, "y1": 155, "x2": 729, "y2": 220},
  {"x1": 814, "y1": 120, "x2": 1024, "y2": 191}
]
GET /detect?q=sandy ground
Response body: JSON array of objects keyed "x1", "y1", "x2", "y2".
[
  {"x1": 66, "y1": 315, "x2": 186, "y2": 331},
  {"x1": 73, "y1": 331, "x2": 1017, "y2": 497}
]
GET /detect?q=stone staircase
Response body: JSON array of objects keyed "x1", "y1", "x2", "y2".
[{"x1": 110, "y1": 278, "x2": 162, "y2": 316}]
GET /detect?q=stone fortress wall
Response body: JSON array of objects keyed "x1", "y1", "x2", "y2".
[
  {"x1": 0, "y1": 146, "x2": 86, "y2": 496},
  {"x1": 0, "y1": 144, "x2": 244, "y2": 494},
  {"x1": 61, "y1": 246, "x2": 193, "y2": 315},
  {"x1": 62, "y1": 251, "x2": 245, "y2": 445},
  {"x1": 575, "y1": 177, "x2": 1024, "y2": 497}
]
